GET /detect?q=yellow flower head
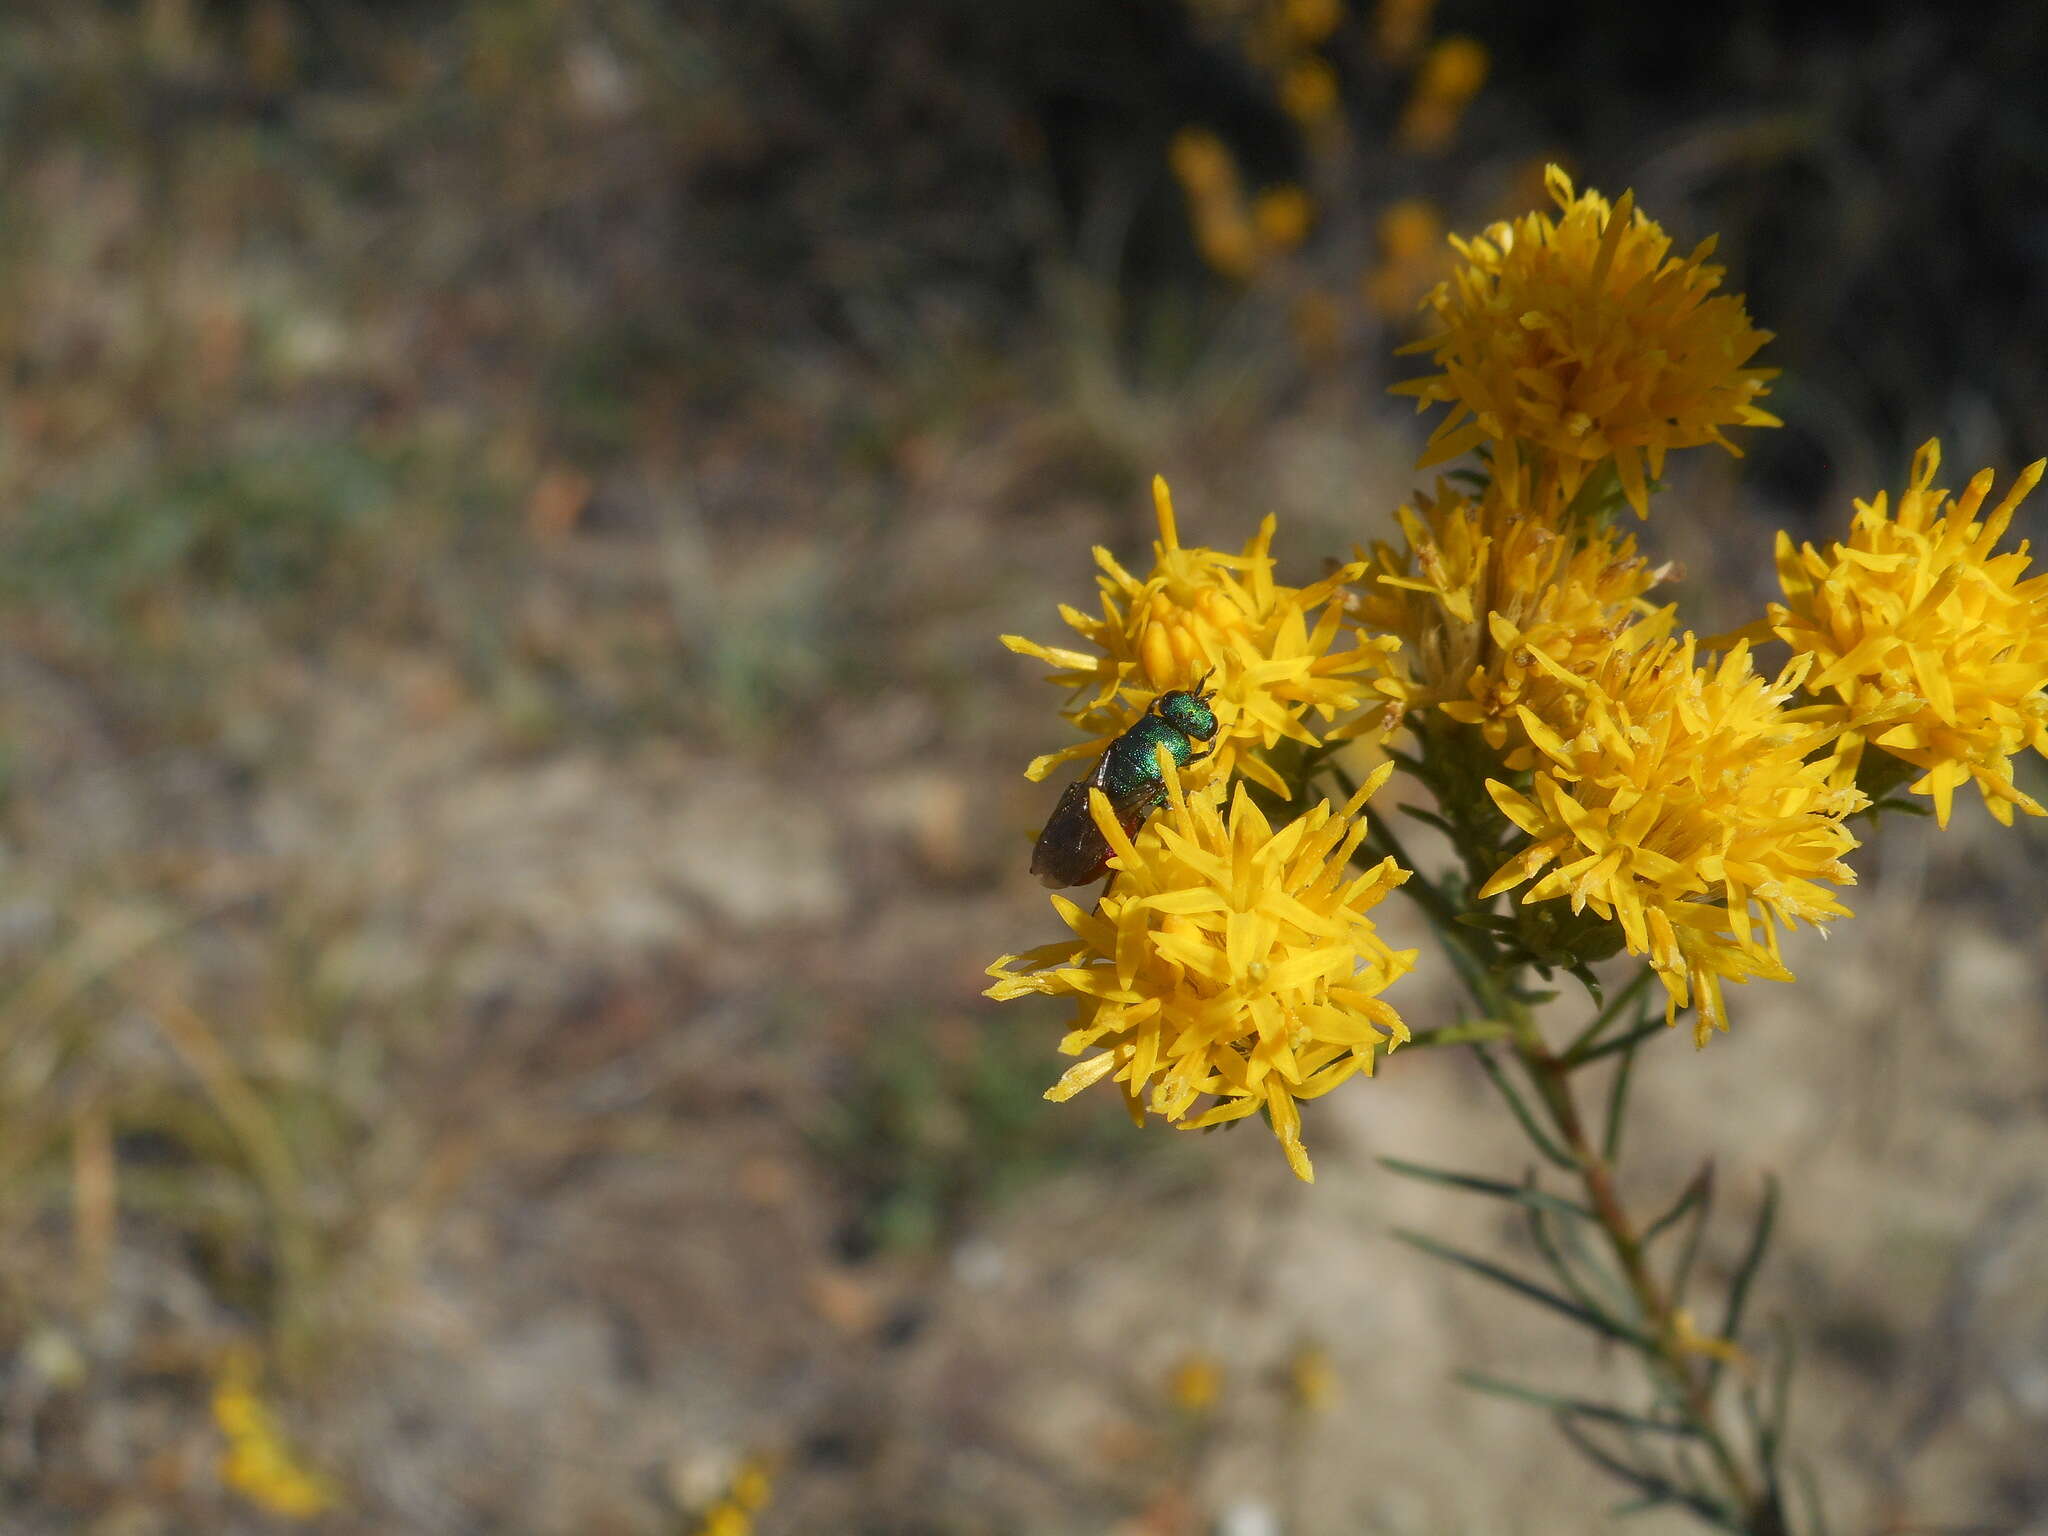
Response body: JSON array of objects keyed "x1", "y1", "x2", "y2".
[
  {"x1": 1351, "y1": 476, "x2": 1673, "y2": 751},
  {"x1": 1253, "y1": 183, "x2": 1315, "y2": 252},
  {"x1": 1478, "y1": 636, "x2": 1862, "y2": 1044},
  {"x1": 1391, "y1": 166, "x2": 1779, "y2": 517},
  {"x1": 1374, "y1": 0, "x2": 1435, "y2": 62},
  {"x1": 1168, "y1": 1353, "x2": 1224, "y2": 1414},
  {"x1": 213, "y1": 1349, "x2": 338, "y2": 1520},
  {"x1": 1287, "y1": 1342, "x2": 1339, "y2": 1414},
  {"x1": 1396, "y1": 35, "x2": 1489, "y2": 153},
  {"x1": 1769, "y1": 440, "x2": 2048, "y2": 827},
  {"x1": 691, "y1": 1452, "x2": 775, "y2": 1536},
  {"x1": 1170, "y1": 128, "x2": 1261, "y2": 280},
  {"x1": 1005, "y1": 476, "x2": 1397, "y2": 799},
  {"x1": 1364, "y1": 197, "x2": 1447, "y2": 319},
  {"x1": 986, "y1": 759, "x2": 1414, "y2": 1181},
  {"x1": 1282, "y1": 0, "x2": 1343, "y2": 47},
  {"x1": 1169, "y1": 126, "x2": 1239, "y2": 204},
  {"x1": 1281, "y1": 56, "x2": 1340, "y2": 126}
]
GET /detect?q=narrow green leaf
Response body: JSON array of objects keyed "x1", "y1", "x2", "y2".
[
  {"x1": 1525, "y1": 1198, "x2": 1629, "y2": 1327},
  {"x1": 1570, "y1": 962, "x2": 1605, "y2": 1008},
  {"x1": 1710, "y1": 1175, "x2": 1780, "y2": 1394},
  {"x1": 1567, "y1": 1012, "x2": 1669, "y2": 1068},
  {"x1": 1454, "y1": 912, "x2": 1519, "y2": 932},
  {"x1": 1378, "y1": 1156, "x2": 1592, "y2": 1221},
  {"x1": 1644, "y1": 1162, "x2": 1716, "y2": 1249},
  {"x1": 1670, "y1": 1163, "x2": 1716, "y2": 1313},
  {"x1": 1456, "y1": 1371, "x2": 1695, "y2": 1435},
  {"x1": 1794, "y1": 1459, "x2": 1831, "y2": 1536},
  {"x1": 1391, "y1": 1229, "x2": 1649, "y2": 1345},
  {"x1": 1470, "y1": 1046, "x2": 1576, "y2": 1170},
  {"x1": 1603, "y1": 1029, "x2": 1641, "y2": 1163},
  {"x1": 1401, "y1": 1017, "x2": 1515, "y2": 1049},
  {"x1": 1562, "y1": 964, "x2": 1653, "y2": 1059},
  {"x1": 1757, "y1": 1315, "x2": 1796, "y2": 1479},
  {"x1": 1398, "y1": 805, "x2": 1461, "y2": 839},
  {"x1": 1441, "y1": 925, "x2": 1507, "y2": 1011},
  {"x1": 1608, "y1": 1496, "x2": 1660, "y2": 1518},
  {"x1": 1555, "y1": 1420, "x2": 1745, "y2": 1531}
]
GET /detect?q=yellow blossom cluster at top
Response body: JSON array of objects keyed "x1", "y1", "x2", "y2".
[
  {"x1": 1393, "y1": 165, "x2": 1779, "y2": 517},
  {"x1": 1003, "y1": 476, "x2": 1395, "y2": 800},
  {"x1": 986, "y1": 759, "x2": 1413, "y2": 1181},
  {"x1": 1767, "y1": 440, "x2": 2048, "y2": 826},
  {"x1": 1478, "y1": 637, "x2": 1862, "y2": 1044}
]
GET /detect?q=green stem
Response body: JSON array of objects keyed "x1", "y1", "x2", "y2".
[
  {"x1": 1498, "y1": 997, "x2": 1776, "y2": 1532},
  {"x1": 1348, "y1": 723, "x2": 1784, "y2": 1530},
  {"x1": 1402, "y1": 1018, "x2": 1515, "y2": 1049}
]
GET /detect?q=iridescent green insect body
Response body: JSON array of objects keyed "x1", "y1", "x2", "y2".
[{"x1": 1030, "y1": 685, "x2": 1220, "y2": 889}]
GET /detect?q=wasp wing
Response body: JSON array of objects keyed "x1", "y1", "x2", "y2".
[{"x1": 1030, "y1": 767, "x2": 1164, "y2": 889}]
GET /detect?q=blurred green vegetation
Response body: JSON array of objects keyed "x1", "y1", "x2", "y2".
[{"x1": 819, "y1": 1010, "x2": 1160, "y2": 1258}]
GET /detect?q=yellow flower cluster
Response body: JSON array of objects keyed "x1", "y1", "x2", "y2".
[
  {"x1": 693, "y1": 1454, "x2": 775, "y2": 1536},
  {"x1": 1004, "y1": 476, "x2": 1395, "y2": 799},
  {"x1": 1363, "y1": 197, "x2": 1447, "y2": 319},
  {"x1": 1478, "y1": 637, "x2": 1863, "y2": 1043},
  {"x1": 1393, "y1": 165, "x2": 1779, "y2": 516},
  {"x1": 213, "y1": 1350, "x2": 337, "y2": 1520},
  {"x1": 1396, "y1": 35, "x2": 1488, "y2": 153},
  {"x1": 1769, "y1": 440, "x2": 2048, "y2": 826},
  {"x1": 985, "y1": 759, "x2": 1414, "y2": 1181},
  {"x1": 1169, "y1": 128, "x2": 1315, "y2": 281},
  {"x1": 1352, "y1": 474, "x2": 1672, "y2": 751}
]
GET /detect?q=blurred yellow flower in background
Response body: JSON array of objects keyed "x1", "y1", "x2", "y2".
[
  {"x1": 1169, "y1": 126, "x2": 1238, "y2": 203},
  {"x1": 213, "y1": 1350, "x2": 337, "y2": 1520},
  {"x1": 1169, "y1": 127, "x2": 1261, "y2": 280},
  {"x1": 1478, "y1": 637, "x2": 1862, "y2": 1043},
  {"x1": 1004, "y1": 476, "x2": 1397, "y2": 799},
  {"x1": 1168, "y1": 1353, "x2": 1225, "y2": 1414},
  {"x1": 1769, "y1": 439, "x2": 2048, "y2": 826},
  {"x1": 1373, "y1": 0, "x2": 1436, "y2": 61},
  {"x1": 1253, "y1": 183, "x2": 1315, "y2": 251},
  {"x1": 985, "y1": 760, "x2": 1414, "y2": 1181},
  {"x1": 1287, "y1": 1342, "x2": 1339, "y2": 1412},
  {"x1": 1396, "y1": 35, "x2": 1489, "y2": 153},
  {"x1": 1364, "y1": 197, "x2": 1447, "y2": 319},
  {"x1": 691, "y1": 1453, "x2": 775, "y2": 1536},
  {"x1": 1281, "y1": 55, "x2": 1340, "y2": 125},
  {"x1": 1393, "y1": 166, "x2": 1779, "y2": 516}
]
